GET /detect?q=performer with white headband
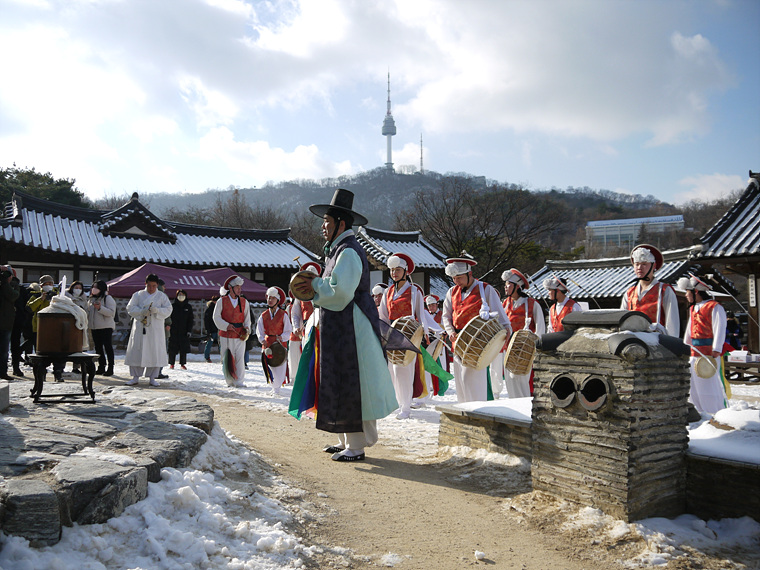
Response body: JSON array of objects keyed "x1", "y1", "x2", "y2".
[
  {"x1": 544, "y1": 276, "x2": 582, "y2": 333},
  {"x1": 379, "y1": 252, "x2": 435, "y2": 419},
  {"x1": 441, "y1": 253, "x2": 510, "y2": 403},
  {"x1": 501, "y1": 268, "x2": 545, "y2": 398},
  {"x1": 677, "y1": 274, "x2": 729, "y2": 414},
  {"x1": 372, "y1": 283, "x2": 387, "y2": 309},
  {"x1": 213, "y1": 274, "x2": 251, "y2": 387},
  {"x1": 257, "y1": 286, "x2": 292, "y2": 395},
  {"x1": 620, "y1": 244, "x2": 679, "y2": 337},
  {"x1": 289, "y1": 262, "x2": 320, "y2": 383}
]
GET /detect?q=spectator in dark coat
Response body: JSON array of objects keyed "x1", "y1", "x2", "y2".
[
  {"x1": 0, "y1": 267, "x2": 20, "y2": 380},
  {"x1": 203, "y1": 295, "x2": 219, "y2": 363},
  {"x1": 168, "y1": 289, "x2": 194, "y2": 369},
  {"x1": 10, "y1": 274, "x2": 30, "y2": 376}
]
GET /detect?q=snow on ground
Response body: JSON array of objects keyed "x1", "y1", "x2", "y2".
[{"x1": 1, "y1": 350, "x2": 759, "y2": 568}]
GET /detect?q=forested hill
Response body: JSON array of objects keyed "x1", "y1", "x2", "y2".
[{"x1": 142, "y1": 167, "x2": 678, "y2": 230}]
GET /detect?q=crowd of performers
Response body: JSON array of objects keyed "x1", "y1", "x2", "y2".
[{"x1": 213, "y1": 189, "x2": 734, "y2": 462}]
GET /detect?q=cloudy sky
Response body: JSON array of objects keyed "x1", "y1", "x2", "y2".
[{"x1": 1, "y1": 0, "x2": 758, "y2": 205}]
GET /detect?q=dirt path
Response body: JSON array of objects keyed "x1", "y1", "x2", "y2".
[{"x1": 162, "y1": 390, "x2": 622, "y2": 570}]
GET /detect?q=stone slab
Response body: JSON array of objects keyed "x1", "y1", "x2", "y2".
[{"x1": 0, "y1": 479, "x2": 61, "y2": 546}]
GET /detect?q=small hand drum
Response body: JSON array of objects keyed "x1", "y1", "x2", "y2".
[
  {"x1": 504, "y1": 328, "x2": 538, "y2": 375},
  {"x1": 454, "y1": 316, "x2": 507, "y2": 370},
  {"x1": 290, "y1": 271, "x2": 316, "y2": 301},
  {"x1": 694, "y1": 355, "x2": 718, "y2": 378},
  {"x1": 387, "y1": 316, "x2": 423, "y2": 366},
  {"x1": 268, "y1": 342, "x2": 288, "y2": 367}
]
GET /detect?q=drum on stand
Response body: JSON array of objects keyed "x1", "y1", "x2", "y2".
[
  {"x1": 454, "y1": 316, "x2": 507, "y2": 370},
  {"x1": 387, "y1": 316, "x2": 423, "y2": 367},
  {"x1": 504, "y1": 328, "x2": 538, "y2": 375}
]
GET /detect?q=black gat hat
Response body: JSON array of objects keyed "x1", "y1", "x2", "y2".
[{"x1": 309, "y1": 188, "x2": 368, "y2": 227}]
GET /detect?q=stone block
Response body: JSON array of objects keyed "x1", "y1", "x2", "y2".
[
  {"x1": 52, "y1": 457, "x2": 148, "y2": 525},
  {"x1": 0, "y1": 380, "x2": 8, "y2": 412},
  {"x1": 0, "y1": 479, "x2": 62, "y2": 546}
]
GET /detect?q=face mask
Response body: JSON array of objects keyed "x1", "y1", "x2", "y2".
[
  {"x1": 42, "y1": 285, "x2": 53, "y2": 293},
  {"x1": 72, "y1": 288, "x2": 82, "y2": 296},
  {"x1": 91, "y1": 287, "x2": 100, "y2": 296},
  {"x1": 177, "y1": 295, "x2": 186, "y2": 302}
]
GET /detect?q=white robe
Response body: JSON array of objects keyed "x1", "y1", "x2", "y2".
[
  {"x1": 504, "y1": 297, "x2": 545, "y2": 399},
  {"x1": 683, "y1": 300, "x2": 728, "y2": 415},
  {"x1": 124, "y1": 289, "x2": 172, "y2": 367}
]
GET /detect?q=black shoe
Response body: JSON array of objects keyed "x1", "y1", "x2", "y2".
[
  {"x1": 0, "y1": 374, "x2": 12, "y2": 381},
  {"x1": 95, "y1": 368, "x2": 106, "y2": 375},
  {"x1": 157, "y1": 373, "x2": 169, "y2": 379},
  {"x1": 332, "y1": 452, "x2": 365, "y2": 462},
  {"x1": 13, "y1": 368, "x2": 24, "y2": 377},
  {"x1": 54, "y1": 375, "x2": 64, "y2": 383},
  {"x1": 103, "y1": 368, "x2": 114, "y2": 377},
  {"x1": 323, "y1": 445, "x2": 345, "y2": 454}
]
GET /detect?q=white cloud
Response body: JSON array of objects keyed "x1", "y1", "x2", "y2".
[{"x1": 674, "y1": 173, "x2": 746, "y2": 204}]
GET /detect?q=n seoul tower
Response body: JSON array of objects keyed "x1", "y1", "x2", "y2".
[{"x1": 381, "y1": 72, "x2": 396, "y2": 172}]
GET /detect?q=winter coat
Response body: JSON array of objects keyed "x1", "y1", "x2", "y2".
[
  {"x1": 168, "y1": 299, "x2": 194, "y2": 353},
  {"x1": 204, "y1": 302, "x2": 218, "y2": 335},
  {"x1": 88, "y1": 294, "x2": 117, "y2": 330},
  {"x1": 0, "y1": 277, "x2": 20, "y2": 331},
  {"x1": 26, "y1": 288, "x2": 59, "y2": 333}
]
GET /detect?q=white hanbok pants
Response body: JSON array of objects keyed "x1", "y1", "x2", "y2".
[
  {"x1": 389, "y1": 361, "x2": 414, "y2": 413},
  {"x1": 220, "y1": 336, "x2": 246, "y2": 386},
  {"x1": 288, "y1": 339, "x2": 302, "y2": 380},
  {"x1": 337, "y1": 421, "x2": 378, "y2": 451},
  {"x1": 505, "y1": 370, "x2": 531, "y2": 398},
  {"x1": 452, "y1": 357, "x2": 488, "y2": 403},
  {"x1": 489, "y1": 350, "x2": 506, "y2": 397},
  {"x1": 689, "y1": 356, "x2": 727, "y2": 415}
]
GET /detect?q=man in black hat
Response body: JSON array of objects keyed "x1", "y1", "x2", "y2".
[{"x1": 291, "y1": 189, "x2": 397, "y2": 462}]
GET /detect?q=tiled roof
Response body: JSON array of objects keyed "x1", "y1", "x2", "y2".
[
  {"x1": 692, "y1": 175, "x2": 760, "y2": 260},
  {"x1": 429, "y1": 272, "x2": 453, "y2": 299},
  {"x1": 0, "y1": 191, "x2": 316, "y2": 268},
  {"x1": 527, "y1": 247, "x2": 737, "y2": 301},
  {"x1": 356, "y1": 226, "x2": 447, "y2": 269}
]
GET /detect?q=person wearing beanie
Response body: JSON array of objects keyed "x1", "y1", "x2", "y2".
[
  {"x1": 500, "y1": 268, "x2": 545, "y2": 399},
  {"x1": 168, "y1": 289, "x2": 194, "y2": 370},
  {"x1": 678, "y1": 274, "x2": 729, "y2": 415},
  {"x1": 543, "y1": 276, "x2": 582, "y2": 333},
  {"x1": 378, "y1": 253, "x2": 435, "y2": 419},
  {"x1": 256, "y1": 286, "x2": 292, "y2": 395},
  {"x1": 213, "y1": 274, "x2": 251, "y2": 387},
  {"x1": 441, "y1": 253, "x2": 510, "y2": 403},
  {"x1": 27, "y1": 274, "x2": 65, "y2": 381},
  {"x1": 289, "y1": 188, "x2": 397, "y2": 462},
  {"x1": 621, "y1": 244, "x2": 679, "y2": 337},
  {"x1": 88, "y1": 279, "x2": 117, "y2": 375},
  {"x1": 124, "y1": 273, "x2": 172, "y2": 386},
  {"x1": 0, "y1": 267, "x2": 19, "y2": 381}
]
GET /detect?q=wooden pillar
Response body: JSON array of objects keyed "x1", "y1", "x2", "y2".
[{"x1": 749, "y1": 264, "x2": 759, "y2": 353}]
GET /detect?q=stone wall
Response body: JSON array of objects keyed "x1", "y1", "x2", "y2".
[
  {"x1": 686, "y1": 454, "x2": 760, "y2": 521},
  {"x1": 437, "y1": 405, "x2": 532, "y2": 461}
]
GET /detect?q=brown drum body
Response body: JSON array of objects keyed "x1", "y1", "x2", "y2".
[
  {"x1": 37, "y1": 313, "x2": 83, "y2": 355},
  {"x1": 454, "y1": 316, "x2": 507, "y2": 370},
  {"x1": 504, "y1": 328, "x2": 538, "y2": 375},
  {"x1": 387, "y1": 316, "x2": 423, "y2": 367},
  {"x1": 290, "y1": 271, "x2": 316, "y2": 301},
  {"x1": 428, "y1": 337, "x2": 445, "y2": 361},
  {"x1": 269, "y1": 342, "x2": 288, "y2": 367}
]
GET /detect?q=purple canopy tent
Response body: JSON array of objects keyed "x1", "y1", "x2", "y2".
[{"x1": 106, "y1": 263, "x2": 267, "y2": 301}]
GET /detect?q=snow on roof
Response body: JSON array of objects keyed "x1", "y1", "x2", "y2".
[
  {"x1": 357, "y1": 226, "x2": 447, "y2": 269},
  {"x1": 0, "y1": 192, "x2": 315, "y2": 268},
  {"x1": 693, "y1": 175, "x2": 760, "y2": 260}
]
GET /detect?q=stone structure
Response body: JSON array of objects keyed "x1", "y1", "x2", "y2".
[
  {"x1": 532, "y1": 310, "x2": 692, "y2": 522},
  {"x1": 0, "y1": 383, "x2": 213, "y2": 546}
]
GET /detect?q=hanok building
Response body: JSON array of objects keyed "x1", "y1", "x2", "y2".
[
  {"x1": 0, "y1": 191, "x2": 317, "y2": 294},
  {"x1": 689, "y1": 171, "x2": 760, "y2": 352},
  {"x1": 356, "y1": 226, "x2": 451, "y2": 298},
  {"x1": 528, "y1": 246, "x2": 738, "y2": 333},
  {"x1": 585, "y1": 214, "x2": 684, "y2": 257}
]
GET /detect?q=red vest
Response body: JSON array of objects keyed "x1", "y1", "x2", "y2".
[
  {"x1": 689, "y1": 300, "x2": 719, "y2": 356},
  {"x1": 550, "y1": 299, "x2": 576, "y2": 332},
  {"x1": 625, "y1": 282, "x2": 672, "y2": 327},
  {"x1": 261, "y1": 308, "x2": 286, "y2": 348},
  {"x1": 387, "y1": 285, "x2": 413, "y2": 321},
  {"x1": 431, "y1": 310, "x2": 442, "y2": 325},
  {"x1": 219, "y1": 295, "x2": 247, "y2": 338},
  {"x1": 451, "y1": 282, "x2": 482, "y2": 331},
  {"x1": 505, "y1": 297, "x2": 536, "y2": 332}
]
